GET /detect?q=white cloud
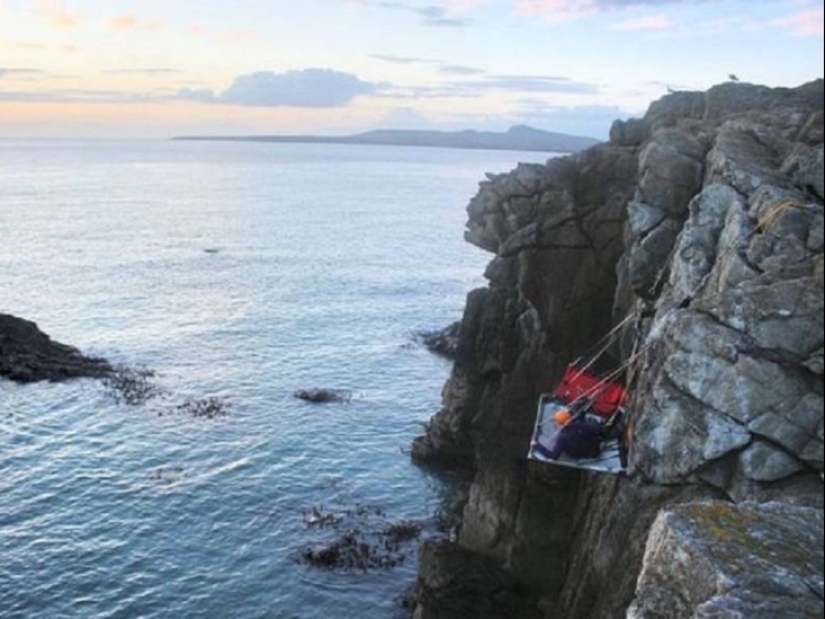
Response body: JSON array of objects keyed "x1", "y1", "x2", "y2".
[{"x1": 219, "y1": 69, "x2": 381, "y2": 107}]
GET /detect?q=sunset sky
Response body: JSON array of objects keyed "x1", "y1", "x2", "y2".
[{"x1": 1, "y1": 0, "x2": 823, "y2": 139}]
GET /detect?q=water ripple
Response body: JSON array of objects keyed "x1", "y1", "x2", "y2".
[{"x1": 0, "y1": 140, "x2": 551, "y2": 619}]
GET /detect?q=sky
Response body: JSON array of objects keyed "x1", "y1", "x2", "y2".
[{"x1": 0, "y1": 0, "x2": 823, "y2": 139}]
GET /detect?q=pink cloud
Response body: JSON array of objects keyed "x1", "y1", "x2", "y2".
[
  {"x1": 33, "y1": 0, "x2": 79, "y2": 29},
  {"x1": 774, "y1": 6, "x2": 825, "y2": 37},
  {"x1": 109, "y1": 14, "x2": 163, "y2": 32}
]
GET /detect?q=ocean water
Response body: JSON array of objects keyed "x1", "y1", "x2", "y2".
[{"x1": 0, "y1": 140, "x2": 552, "y2": 619}]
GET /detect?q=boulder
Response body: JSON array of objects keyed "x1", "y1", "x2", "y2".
[{"x1": 628, "y1": 502, "x2": 824, "y2": 619}]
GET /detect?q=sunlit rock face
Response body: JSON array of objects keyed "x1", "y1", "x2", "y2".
[{"x1": 412, "y1": 79, "x2": 824, "y2": 619}]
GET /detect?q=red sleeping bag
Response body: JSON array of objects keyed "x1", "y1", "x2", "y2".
[{"x1": 554, "y1": 367, "x2": 629, "y2": 416}]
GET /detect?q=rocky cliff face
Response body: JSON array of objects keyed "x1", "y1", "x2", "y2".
[{"x1": 412, "y1": 80, "x2": 824, "y2": 618}]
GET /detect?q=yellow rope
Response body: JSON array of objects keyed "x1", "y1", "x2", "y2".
[{"x1": 755, "y1": 199, "x2": 799, "y2": 233}]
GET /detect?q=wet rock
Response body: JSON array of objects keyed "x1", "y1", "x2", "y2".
[
  {"x1": 417, "y1": 323, "x2": 461, "y2": 360},
  {"x1": 628, "y1": 501, "x2": 824, "y2": 619},
  {"x1": 294, "y1": 388, "x2": 352, "y2": 404},
  {"x1": 0, "y1": 313, "x2": 111, "y2": 383}
]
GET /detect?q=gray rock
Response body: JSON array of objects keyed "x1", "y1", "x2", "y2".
[
  {"x1": 796, "y1": 145, "x2": 824, "y2": 200},
  {"x1": 627, "y1": 201, "x2": 668, "y2": 241},
  {"x1": 627, "y1": 217, "x2": 683, "y2": 298},
  {"x1": 705, "y1": 120, "x2": 788, "y2": 195},
  {"x1": 738, "y1": 439, "x2": 805, "y2": 482},
  {"x1": 628, "y1": 502, "x2": 824, "y2": 619},
  {"x1": 666, "y1": 184, "x2": 746, "y2": 303},
  {"x1": 637, "y1": 138, "x2": 705, "y2": 216},
  {"x1": 610, "y1": 117, "x2": 649, "y2": 147}
]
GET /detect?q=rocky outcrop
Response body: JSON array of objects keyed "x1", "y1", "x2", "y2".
[
  {"x1": 412, "y1": 80, "x2": 824, "y2": 618},
  {"x1": 417, "y1": 323, "x2": 462, "y2": 360},
  {"x1": 0, "y1": 313, "x2": 111, "y2": 383}
]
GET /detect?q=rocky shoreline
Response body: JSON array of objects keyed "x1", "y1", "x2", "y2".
[
  {"x1": 0, "y1": 313, "x2": 111, "y2": 384},
  {"x1": 411, "y1": 80, "x2": 824, "y2": 618}
]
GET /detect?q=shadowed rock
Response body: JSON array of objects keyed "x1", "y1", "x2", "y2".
[
  {"x1": 417, "y1": 322, "x2": 461, "y2": 360},
  {"x1": 0, "y1": 313, "x2": 111, "y2": 383}
]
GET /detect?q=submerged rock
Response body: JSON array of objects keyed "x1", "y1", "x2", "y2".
[
  {"x1": 294, "y1": 388, "x2": 352, "y2": 404},
  {"x1": 0, "y1": 313, "x2": 111, "y2": 383}
]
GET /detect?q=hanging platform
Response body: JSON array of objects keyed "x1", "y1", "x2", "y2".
[{"x1": 528, "y1": 369, "x2": 629, "y2": 475}]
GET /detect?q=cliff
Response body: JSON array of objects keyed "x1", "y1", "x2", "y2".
[{"x1": 412, "y1": 80, "x2": 824, "y2": 618}]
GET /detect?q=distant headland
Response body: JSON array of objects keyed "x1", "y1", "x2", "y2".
[{"x1": 173, "y1": 125, "x2": 600, "y2": 154}]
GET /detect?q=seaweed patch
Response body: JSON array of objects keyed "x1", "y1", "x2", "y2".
[{"x1": 297, "y1": 503, "x2": 422, "y2": 572}]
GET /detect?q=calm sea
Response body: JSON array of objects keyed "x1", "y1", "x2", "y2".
[{"x1": 0, "y1": 140, "x2": 551, "y2": 619}]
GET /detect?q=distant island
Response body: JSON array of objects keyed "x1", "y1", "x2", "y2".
[{"x1": 173, "y1": 125, "x2": 600, "y2": 154}]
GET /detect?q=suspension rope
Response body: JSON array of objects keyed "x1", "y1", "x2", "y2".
[
  {"x1": 569, "y1": 340, "x2": 652, "y2": 411},
  {"x1": 570, "y1": 312, "x2": 637, "y2": 375}
]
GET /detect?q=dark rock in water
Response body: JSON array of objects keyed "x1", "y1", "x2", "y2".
[
  {"x1": 417, "y1": 322, "x2": 461, "y2": 360},
  {"x1": 0, "y1": 313, "x2": 111, "y2": 383},
  {"x1": 294, "y1": 388, "x2": 352, "y2": 403}
]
